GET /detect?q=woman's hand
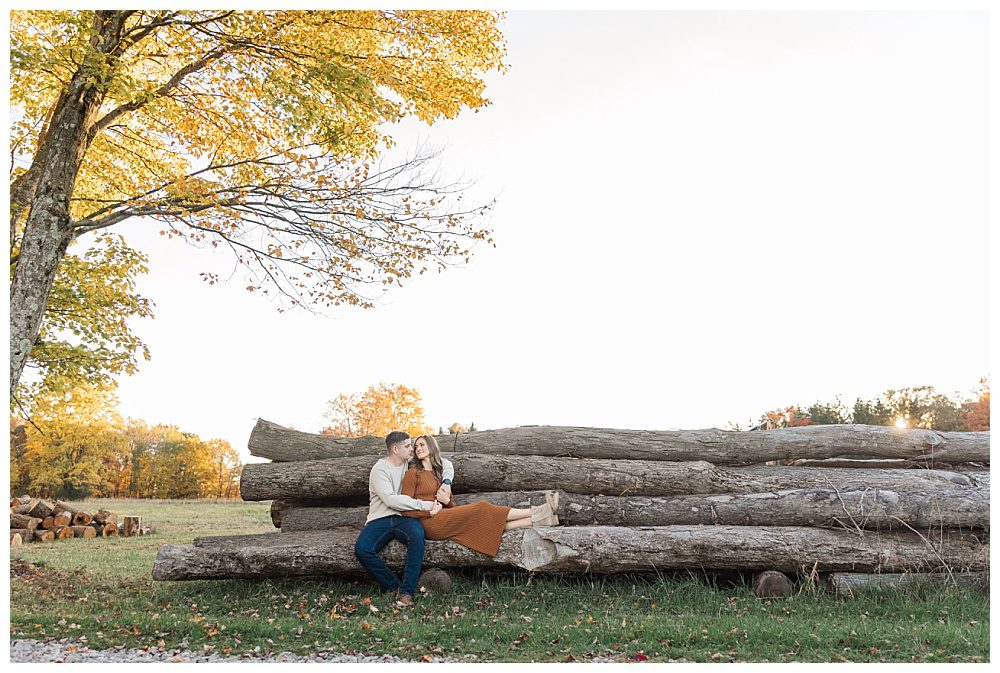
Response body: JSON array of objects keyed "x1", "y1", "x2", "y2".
[
  {"x1": 436, "y1": 483, "x2": 452, "y2": 504},
  {"x1": 428, "y1": 501, "x2": 443, "y2": 517}
]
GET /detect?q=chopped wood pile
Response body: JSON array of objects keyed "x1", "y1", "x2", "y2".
[
  {"x1": 154, "y1": 421, "x2": 990, "y2": 584},
  {"x1": 9, "y1": 496, "x2": 148, "y2": 546}
]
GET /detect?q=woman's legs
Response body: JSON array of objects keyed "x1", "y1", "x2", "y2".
[
  {"x1": 504, "y1": 517, "x2": 532, "y2": 530},
  {"x1": 506, "y1": 507, "x2": 531, "y2": 521}
]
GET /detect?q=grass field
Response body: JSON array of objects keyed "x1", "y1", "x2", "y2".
[{"x1": 9, "y1": 498, "x2": 989, "y2": 662}]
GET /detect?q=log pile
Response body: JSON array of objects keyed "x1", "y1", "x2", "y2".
[
  {"x1": 8, "y1": 496, "x2": 146, "y2": 545},
  {"x1": 153, "y1": 421, "x2": 990, "y2": 582}
]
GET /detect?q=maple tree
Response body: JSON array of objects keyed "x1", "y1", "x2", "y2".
[
  {"x1": 322, "y1": 382, "x2": 433, "y2": 438},
  {"x1": 10, "y1": 10, "x2": 507, "y2": 394},
  {"x1": 13, "y1": 233, "x2": 154, "y2": 406}
]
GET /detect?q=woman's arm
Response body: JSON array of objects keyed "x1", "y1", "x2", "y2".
[{"x1": 399, "y1": 469, "x2": 431, "y2": 518}]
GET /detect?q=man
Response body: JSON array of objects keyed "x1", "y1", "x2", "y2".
[{"x1": 353, "y1": 431, "x2": 454, "y2": 606}]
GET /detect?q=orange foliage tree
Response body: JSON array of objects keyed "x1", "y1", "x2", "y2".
[
  {"x1": 962, "y1": 378, "x2": 990, "y2": 430},
  {"x1": 322, "y1": 383, "x2": 433, "y2": 438}
]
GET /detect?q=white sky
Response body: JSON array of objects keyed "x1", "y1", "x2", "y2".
[{"x1": 102, "y1": 11, "x2": 989, "y2": 464}]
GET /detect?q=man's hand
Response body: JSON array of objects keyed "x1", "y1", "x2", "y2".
[
  {"x1": 436, "y1": 483, "x2": 452, "y2": 504},
  {"x1": 428, "y1": 501, "x2": 443, "y2": 517}
]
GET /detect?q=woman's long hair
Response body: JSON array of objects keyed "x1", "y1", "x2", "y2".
[{"x1": 411, "y1": 435, "x2": 445, "y2": 483}]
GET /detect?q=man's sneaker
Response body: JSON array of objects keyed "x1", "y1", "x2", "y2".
[{"x1": 394, "y1": 593, "x2": 415, "y2": 608}]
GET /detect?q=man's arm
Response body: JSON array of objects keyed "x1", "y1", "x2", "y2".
[
  {"x1": 371, "y1": 468, "x2": 433, "y2": 512},
  {"x1": 437, "y1": 458, "x2": 455, "y2": 503}
]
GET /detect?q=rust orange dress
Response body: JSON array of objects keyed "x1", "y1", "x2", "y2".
[{"x1": 400, "y1": 466, "x2": 512, "y2": 557}]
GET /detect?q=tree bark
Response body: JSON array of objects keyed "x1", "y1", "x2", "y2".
[
  {"x1": 151, "y1": 525, "x2": 989, "y2": 580},
  {"x1": 71, "y1": 525, "x2": 97, "y2": 538},
  {"x1": 248, "y1": 419, "x2": 990, "y2": 465},
  {"x1": 9, "y1": 11, "x2": 131, "y2": 393},
  {"x1": 827, "y1": 572, "x2": 989, "y2": 596},
  {"x1": 276, "y1": 487, "x2": 989, "y2": 533},
  {"x1": 239, "y1": 453, "x2": 983, "y2": 501},
  {"x1": 33, "y1": 530, "x2": 56, "y2": 543},
  {"x1": 13, "y1": 498, "x2": 41, "y2": 515},
  {"x1": 11, "y1": 529, "x2": 33, "y2": 543},
  {"x1": 122, "y1": 516, "x2": 141, "y2": 537},
  {"x1": 10, "y1": 514, "x2": 42, "y2": 530}
]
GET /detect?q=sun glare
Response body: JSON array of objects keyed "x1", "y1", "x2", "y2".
[{"x1": 895, "y1": 418, "x2": 908, "y2": 429}]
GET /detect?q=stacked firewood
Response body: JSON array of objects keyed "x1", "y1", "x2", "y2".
[
  {"x1": 9, "y1": 496, "x2": 146, "y2": 546},
  {"x1": 153, "y1": 420, "x2": 989, "y2": 584}
]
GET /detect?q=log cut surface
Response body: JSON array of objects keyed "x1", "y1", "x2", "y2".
[
  {"x1": 248, "y1": 419, "x2": 990, "y2": 465},
  {"x1": 152, "y1": 525, "x2": 988, "y2": 580}
]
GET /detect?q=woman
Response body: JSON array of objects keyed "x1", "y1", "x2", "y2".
[{"x1": 400, "y1": 435, "x2": 559, "y2": 557}]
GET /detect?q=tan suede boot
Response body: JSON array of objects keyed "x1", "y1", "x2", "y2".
[{"x1": 530, "y1": 501, "x2": 557, "y2": 526}]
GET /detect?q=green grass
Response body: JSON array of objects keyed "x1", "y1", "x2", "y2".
[{"x1": 9, "y1": 499, "x2": 989, "y2": 662}]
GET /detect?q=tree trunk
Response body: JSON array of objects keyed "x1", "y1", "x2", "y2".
[
  {"x1": 248, "y1": 419, "x2": 990, "y2": 465},
  {"x1": 33, "y1": 530, "x2": 56, "y2": 543},
  {"x1": 53, "y1": 500, "x2": 79, "y2": 516},
  {"x1": 54, "y1": 526, "x2": 75, "y2": 540},
  {"x1": 121, "y1": 516, "x2": 141, "y2": 537},
  {"x1": 9, "y1": 11, "x2": 130, "y2": 393},
  {"x1": 10, "y1": 514, "x2": 42, "y2": 530},
  {"x1": 11, "y1": 529, "x2": 32, "y2": 543},
  {"x1": 71, "y1": 525, "x2": 96, "y2": 538},
  {"x1": 41, "y1": 516, "x2": 55, "y2": 530},
  {"x1": 51, "y1": 512, "x2": 72, "y2": 528},
  {"x1": 827, "y1": 572, "x2": 989, "y2": 596},
  {"x1": 93, "y1": 509, "x2": 117, "y2": 525},
  {"x1": 11, "y1": 532, "x2": 24, "y2": 547},
  {"x1": 13, "y1": 498, "x2": 41, "y2": 515},
  {"x1": 239, "y1": 453, "x2": 983, "y2": 501},
  {"x1": 151, "y1": 525, "x2": 989, "y2": 580},
  {"x1": 72, "y1": 511, "x2": 94, "y2": 526},
  {"x1": 276, "y1": 487, "x2": 989, "y2": 533}
]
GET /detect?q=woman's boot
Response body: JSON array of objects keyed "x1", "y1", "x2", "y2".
[{"x1": 530, "y1": 501, "x2": 557, "y2": 526}]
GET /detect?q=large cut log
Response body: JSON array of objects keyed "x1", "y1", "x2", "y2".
[
  {"x1": 10, "y1": 532, "x2": 23, "y2": 547},
  {"x1": 121, "y1": 516, "x2": 141, "y2": 537},
  {"x1": 54, "y1": 526, "x2": 74, "y2": 540},
  {"x1": 92, "y1": 509, "x2": 117, "y2": 525},
  {"x1": 13, "y1": 498, "x2": 41, "y2": 515},
  {"x1": 52, "y1": 500, "x2": 80, "y2": 516},
  {"x1": 24, "y1": 500, "x2": 53, "y2": 519},
  {"x1": 11, "y1": 529, "x2": 33, "y2": 543},
  {"x1": 827, "y1": 572, "x2": 990, "y2": 596},
  {"x1": 277, "y1": 487, "x2": 990, "y2": 532},
  {"x1": 240, "y1": 453, "x2": 983, "y2": 501},
  {"x1": 152, "y1": 525, "x2": 988, "y2": 580},
  {"x1": 33, "y1": 530, "x2": 55, "y2": 543},
  {"x1": 72, "y1": 511, "x2": 93, "y2": 526},
  {"x1": 10, "y1": 514, "x2": 42, "y2": 530},
  {"x1": 71, "y1": 526, "x2": 96, "y2": 538},
  {"x1": 248, "y1": 419, "x2": 990, "y2": 465}
]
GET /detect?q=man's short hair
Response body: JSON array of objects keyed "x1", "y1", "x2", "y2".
[{"x1": 385, "y1": 431, "x2": 410, "y2": 450}]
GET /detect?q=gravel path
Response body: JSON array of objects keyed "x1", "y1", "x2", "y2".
[{"x1": 10, "y1": 639, "x2": 469, "y2": 663}]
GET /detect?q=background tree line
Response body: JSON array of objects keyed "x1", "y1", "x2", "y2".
[
  {"x1": 737, "y1": 378, "x2": 990, "y2": 431},
  {"x1": 9, "y1": 381, "x2": 241, "y2": 500}
]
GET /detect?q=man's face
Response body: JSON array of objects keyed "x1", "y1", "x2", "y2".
[{"x1": 392, "y1": 438, "x2": 413, "y2": 460}]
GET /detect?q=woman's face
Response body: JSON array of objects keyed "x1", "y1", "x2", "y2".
[{"x1": 414, "y1": 438, "x2": 430, "y2": 460}]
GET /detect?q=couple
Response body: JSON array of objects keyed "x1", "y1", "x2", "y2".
[{"x1": 353, "y1": 430, "x2": 560, "y2": 607}]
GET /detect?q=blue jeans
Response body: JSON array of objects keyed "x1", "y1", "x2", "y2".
[{"x1": 354, "y1": 515, "x2": 425, "y2": 597}]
